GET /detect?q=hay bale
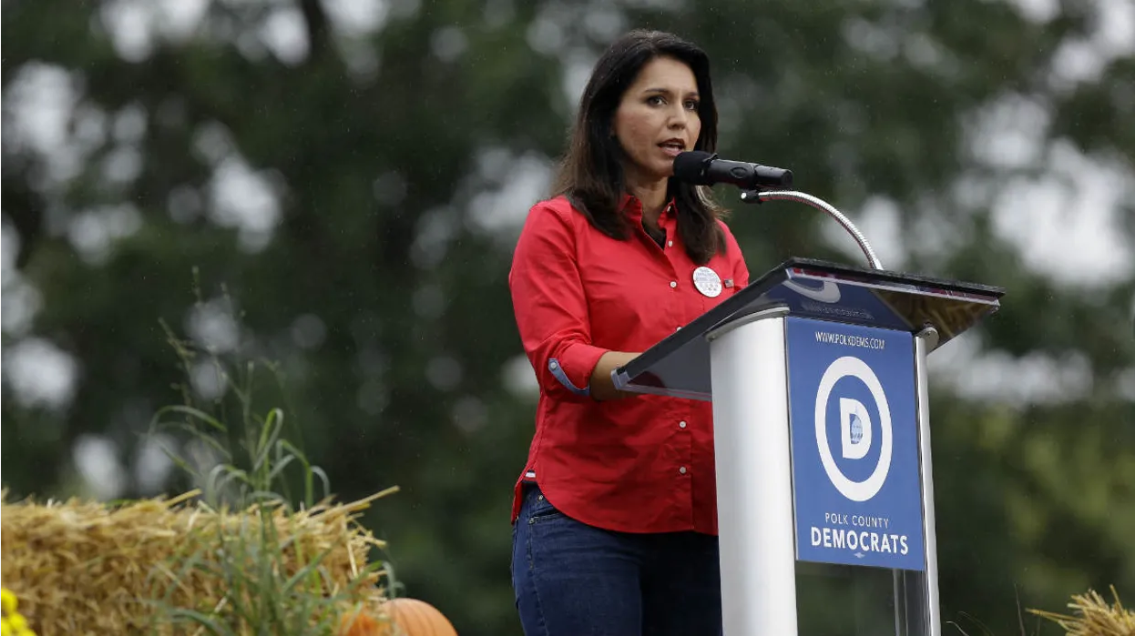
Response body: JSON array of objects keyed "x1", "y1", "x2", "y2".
[
  {"x1": 1, "y1": 488, "x2": 393, "y2": 635},
  {"x1": 1031, "y1": 586, "x2": 1135, "y2": 636}
]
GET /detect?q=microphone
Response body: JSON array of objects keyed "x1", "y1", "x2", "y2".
[{"x1": 673, "y1": 151, "x2": 793, "y2": 190}]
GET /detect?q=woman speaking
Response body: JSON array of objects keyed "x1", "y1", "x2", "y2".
[{"x1": 507, "y1": 29, "x2": 750, "y2": 635}]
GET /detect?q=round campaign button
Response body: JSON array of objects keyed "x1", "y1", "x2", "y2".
[{"x1": 692, "y1": 266, "x2": 722, "y2": 298}]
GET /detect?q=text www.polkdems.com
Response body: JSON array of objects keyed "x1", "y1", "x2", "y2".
[{"x1": 815, "y1": 331, "x2": 885, "y2": 350}]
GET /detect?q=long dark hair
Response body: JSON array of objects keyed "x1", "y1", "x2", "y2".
[{"x1": 552, "y1": 29, "x2": 727, "y2": 264}]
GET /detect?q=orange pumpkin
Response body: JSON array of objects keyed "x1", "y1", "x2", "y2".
[
  {"x1": 382, "y1": 598, "x2": 458, "y2": 636},
  {"x1": 336, "y1": 598, "x2": 457, "y2": 636}
]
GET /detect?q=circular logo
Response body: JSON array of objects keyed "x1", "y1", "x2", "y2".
[
  {"x1": 814, "y1": 356, "x2": 892, "y2": 502},
  {"x1": 692, "y1": 266, "x2": 722, "y2": 298}
]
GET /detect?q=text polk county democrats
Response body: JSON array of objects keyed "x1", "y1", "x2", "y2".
[{"x1": 811, "y1": 513, "x2": 910, "y2": 556}]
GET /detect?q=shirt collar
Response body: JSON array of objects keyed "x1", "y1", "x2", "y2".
[{"x1": 620, "y1": 193, "x2": 678, "y2": 222}]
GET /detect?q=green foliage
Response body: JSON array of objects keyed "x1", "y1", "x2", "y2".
[
  {"x1": 2, "y1": 2, "x2": 1132, "y2": 635},
  {"x1": 140, "y1": 314, "x2": 391, "y2": 636}
]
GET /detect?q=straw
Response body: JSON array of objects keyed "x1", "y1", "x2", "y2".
[
  {"x1": 1031, "y1": 586, "x2": 1135, "y2": 636},
  {"x1": 1, "y1": 487, "x2": 395, "y2": 635}
]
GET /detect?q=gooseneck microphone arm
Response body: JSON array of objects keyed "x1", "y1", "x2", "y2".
[
  {"x1": 671, "y1": 151, "x2": 884, "y2": 271},
  {"x1": 739, "y1": 189, "x2": 885, "y2": 271}
]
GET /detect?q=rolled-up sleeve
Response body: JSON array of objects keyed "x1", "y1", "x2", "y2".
[{"x1": 509, "y1": 203, "x2": 607, "y2": 402}]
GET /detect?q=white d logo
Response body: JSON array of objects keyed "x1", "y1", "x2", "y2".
[
  {"x1": 840, "y1": 398, "x2": 872, "y2": 460},
  {"x1": 815, "y1": 356, "x2": 892, "y2": 502}
]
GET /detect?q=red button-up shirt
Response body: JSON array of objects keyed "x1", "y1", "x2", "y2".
[{"x1": 508, "y1": 193, "x2": 750, "y2": 535}]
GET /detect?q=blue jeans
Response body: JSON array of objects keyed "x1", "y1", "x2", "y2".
[{"x1": 511, "y1": 483, "x2": 723, "y2": 636}]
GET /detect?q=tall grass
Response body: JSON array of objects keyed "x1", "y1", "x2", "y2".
[{"x1": 140, "y1": 277, "x2": 396, "y2": 635}]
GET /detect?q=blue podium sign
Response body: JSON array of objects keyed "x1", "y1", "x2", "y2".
[{"x1": 786, "y1": 316, "x2": 925, "y2": 571}]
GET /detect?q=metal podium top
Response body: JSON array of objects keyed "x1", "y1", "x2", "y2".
[{"x1": 612, "y1": 257, "x2": 1005, "y2": 401}]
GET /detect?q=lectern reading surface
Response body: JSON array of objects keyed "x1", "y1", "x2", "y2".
[{"x1": 613, "y1": 256, "x2": 1003, "y2": 400}]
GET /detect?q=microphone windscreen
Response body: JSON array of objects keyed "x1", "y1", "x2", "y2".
[{"x1": 673, "y1": 151, "x2": 714, "y2": 184}]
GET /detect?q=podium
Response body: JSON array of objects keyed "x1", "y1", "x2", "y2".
[{"x1": 612, "y1": 255, "x2": 1004, "y2": 636}]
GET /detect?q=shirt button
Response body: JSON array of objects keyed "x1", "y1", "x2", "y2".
[
  {"x1": 679, "y1": 421, "x2": 687, "y2": 429},
  {"x1": 670, "y1": 281, "x2": 677, "y2": 289},
  {"x1": 679, "y1": 466, "x2": 688, "y2": 475},
  {"x1": 667, "y1": 240, "x2": 673, "y2": 247}
]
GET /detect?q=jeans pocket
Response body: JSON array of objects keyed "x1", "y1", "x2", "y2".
[{"x1": 525, "y1": 486, "x2": 565, "y2": 524}]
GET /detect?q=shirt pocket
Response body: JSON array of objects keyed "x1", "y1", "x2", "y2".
[{"x1": 584, "y1": 264, "x2": 676, "y2": 348}]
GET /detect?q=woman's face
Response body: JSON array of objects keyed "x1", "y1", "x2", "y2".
[{"x1": 612, "y1": 55, "x2": 702, "y2": 188}]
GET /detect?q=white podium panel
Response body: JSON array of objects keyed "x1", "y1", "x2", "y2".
[{"x1": 707, "y1": 308, "x2": 797, "y2": 636}]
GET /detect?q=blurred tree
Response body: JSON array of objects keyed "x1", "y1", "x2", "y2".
[{"x1": 2, "y1": 1, "x2": 1133, "y2": 635}]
